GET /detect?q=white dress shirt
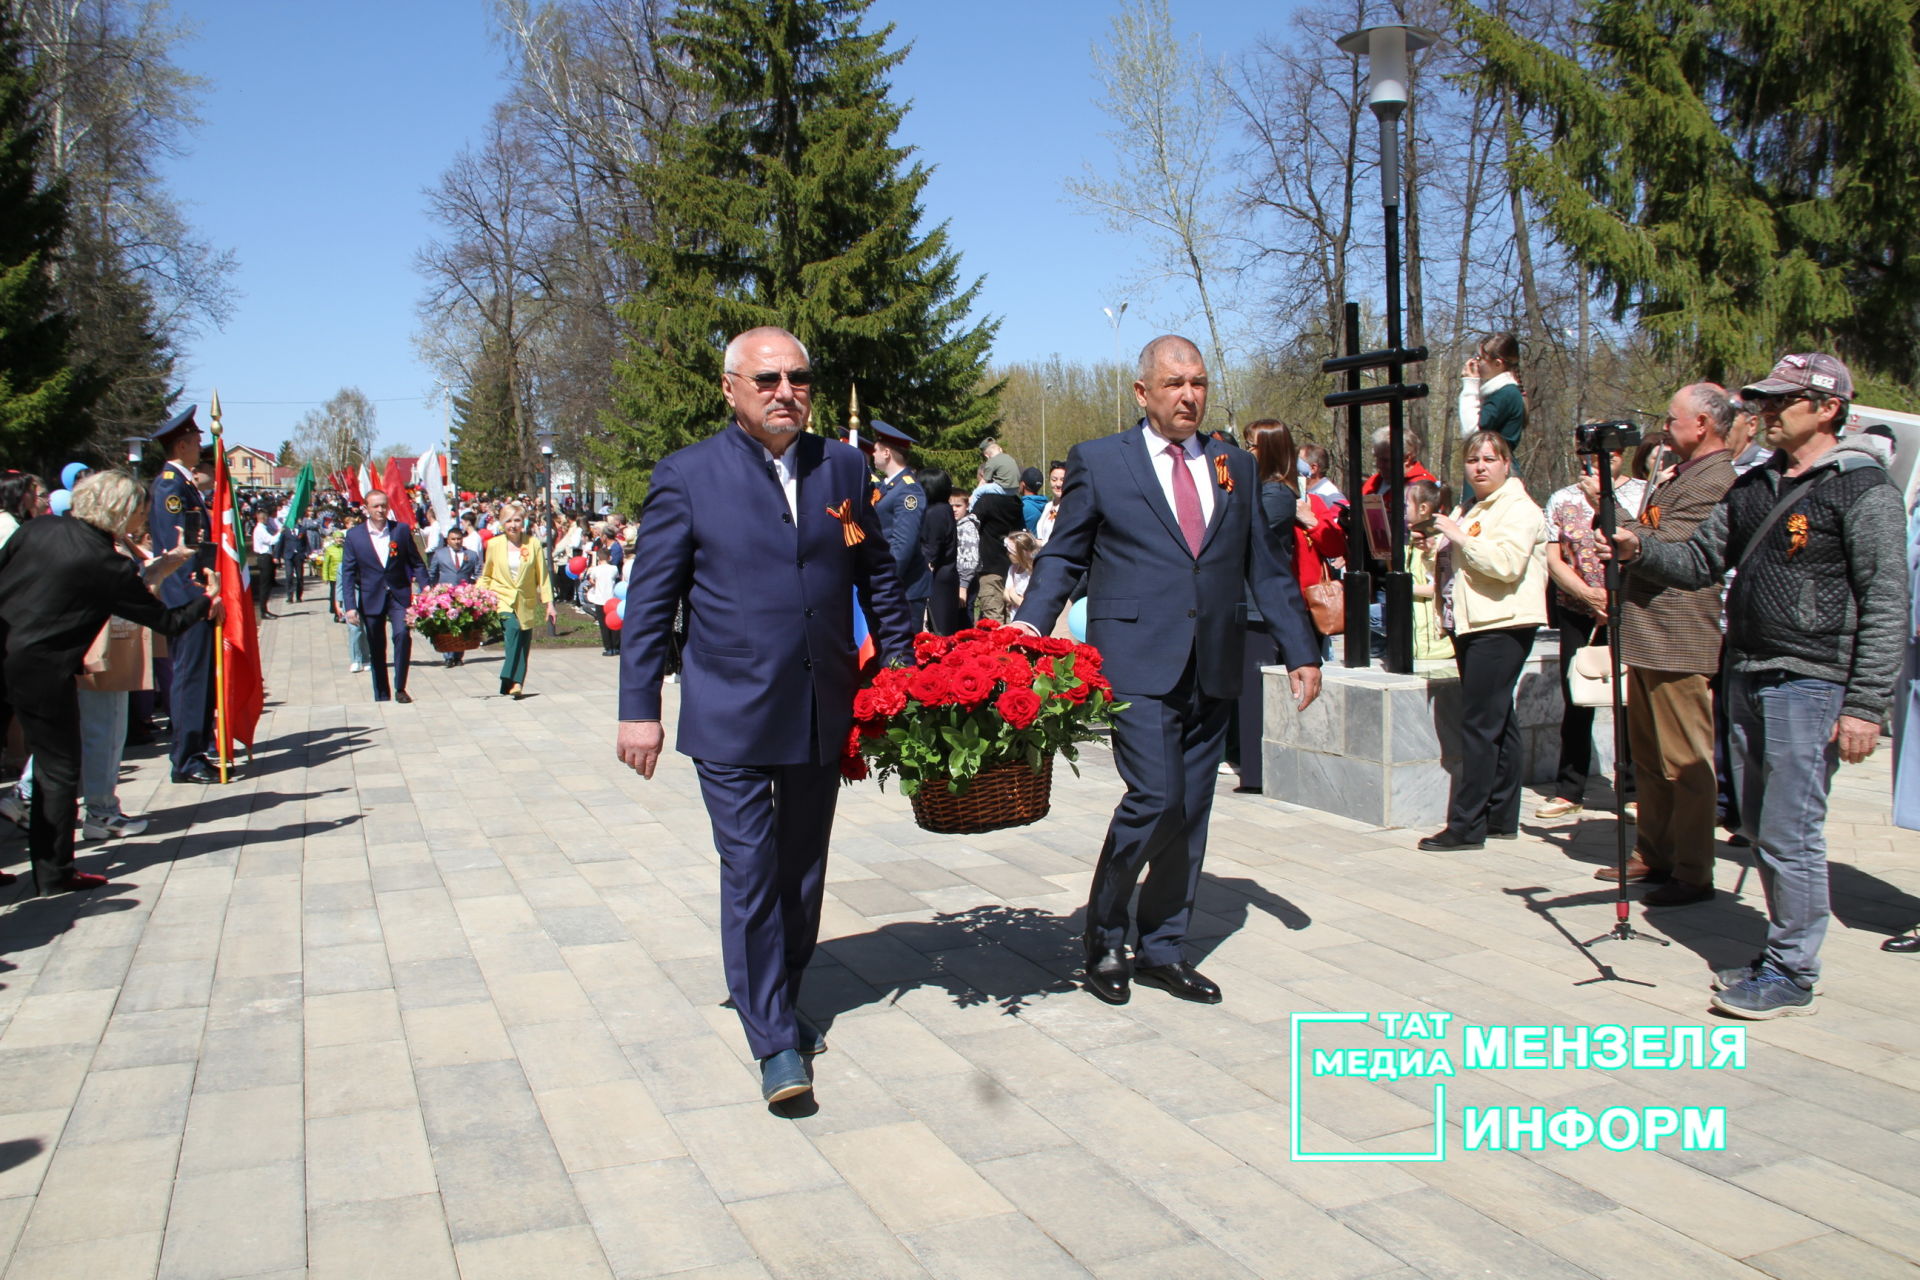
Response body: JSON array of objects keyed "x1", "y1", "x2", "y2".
[
  {"x1": 368, "y1": 523, "x2": 392, "y2": 565},
  {"x1": 252, "y1": 521, "x2": 275, "y2": 555},
  {"x1": 764, "y1": 443, "x2": 798, "y2": 522},
  {"x1": 1141, "y1": 422, "x2": 1216, "y2": 524}
]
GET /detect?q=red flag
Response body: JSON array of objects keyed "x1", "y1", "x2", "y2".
[
  {"x1": 212, "y1": 439, "x2": 264, "y2": 753},
  {"x1": 342, "y1": 465, "x2": 363, "y2": 505},
  {"x1": 382, "y1": 455, "x2": 411, "y2": 521}
]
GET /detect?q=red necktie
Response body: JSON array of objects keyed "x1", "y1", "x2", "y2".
[{"x1": 1166, "y1": 443, "x2": 1204, "y2": 556}]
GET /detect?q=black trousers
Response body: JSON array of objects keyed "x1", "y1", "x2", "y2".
[
  {"x1": 12, "y1": 679, "x2": 82, "y2": 891},
  {"x1": 1446, "y1": 626, "x2": 1537, "y2": 841},
  {"x1": 168, "y1": 618, "x2": 213, "y2": 774},
  {"x1": 1087, "y1": 651, "x2": 1230, "y2": 966},
  {"x1": 360, "y1": 601, "x2": 411, "y2": 700},
  {"x1": 593, "y1": 602, "x2": 616, "y2": 653},
  {"x1": 1554, "y1": 612, "x2": 1635, "y2": 802},
  {"x1": 282, "y1": 556, "x2": 304, "y2": 602},
  {"x1": 1712, "y1": 660, "x2": 1739, "y2": 829},
  {"x1": 926, "y1": 566, "x2": 962, "y2": 635},
  {"x1": 253, "y1": 556, "x2": 276, "y2": 617}
]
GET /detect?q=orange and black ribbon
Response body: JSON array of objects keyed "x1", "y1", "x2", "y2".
[
  {"x1": 827, "y1": 500, "x2": 866, "y2": 546},
  {"x1": 1213, "y1": 453, "x2": 1233, "y2": 492},
  {"x1": 1787, "y1": 512, "x2": 1809, "y2": 557}
]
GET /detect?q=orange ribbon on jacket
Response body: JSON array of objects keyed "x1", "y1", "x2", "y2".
[
  {"x1": 1787, "y1": 512, "x2": 1809, "y2": 557},
  {"x1": 827, "y1": 500, "x2": 866, "y2": 546},
  {"x1": 1213, "y1": 453, "x2": 1233, "y2": 492}
]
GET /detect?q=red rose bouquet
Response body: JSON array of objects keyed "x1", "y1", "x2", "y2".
[{"x1": 843, "y1": 619, "x2": 1125, "y2": 799}]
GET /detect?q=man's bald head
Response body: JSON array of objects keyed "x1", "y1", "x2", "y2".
[{"x1": 1136, "y1": 334, "x2": 1205, "y2": 383}]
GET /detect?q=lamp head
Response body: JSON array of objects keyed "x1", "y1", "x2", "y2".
[{"x1": 1335, "y1": 25, "x2": 1437, "y2": 117}]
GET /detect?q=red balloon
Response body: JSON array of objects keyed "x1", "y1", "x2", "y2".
[
  {"x1": 605, "y1": 605, "x2": 624, "y2": 631},
  {"x1": 568, "y1": 555, "x2": 588, "y2": 576}
]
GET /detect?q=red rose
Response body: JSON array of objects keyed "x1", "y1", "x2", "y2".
[
  {"x1": 907, "y1": 665, "x2": 953, "y2": 705},
  {"x1": 1000, "y1": 655, "x2": 1035, "y2": 688},
  {"x1": 952, "y1": 628, "x2": 984, "y2": 644},
  {"x1": 1073, "y1": 644, "x2": 1103, "y2": 673},
  {"x1": 949, "y1": 662, "x2": 998, "y2": 707},
  {"x1": 914, "y1": 635, "x2": 952, "y2": 663},
  {"x1": 1041, "y1": 636, "x2": 1075, "y2": 656},
  {"x1": 852, "y1": 688, "x2": 881, "y2": 722},
  {"x1": 1036, "y1": 656, "x2": 1055, "y2": 679},
  {"x1": 1060, "y1": 679, "x2": 1091, "y2": 704},
  {"x1": 997, "y1": 687, "x2": 1042, "y2": 729},
  {"x1": 870, "y1": 683, "x2": 908, "y2": 717},
  {"x1": 840, "y1": 728, "x2": 869, "y2": 780}
]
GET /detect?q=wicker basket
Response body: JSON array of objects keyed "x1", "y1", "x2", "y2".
[
  {"x1": 909, "y1": 755, "x2": 1053, "y2": 835},
  {"x1": 430, "y1": 628, "x2": 484, "y2": 653}
]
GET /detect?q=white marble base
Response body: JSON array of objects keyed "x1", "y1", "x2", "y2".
[{"x1": 1262, "y1": 634, "x2": 1616, "y2": 829}]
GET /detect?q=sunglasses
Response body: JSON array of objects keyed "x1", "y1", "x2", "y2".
[
  {"x1": 730, "y1": 369, "x2": 814, "y2": 391},
  {"x1": 1744, "y1": 391, "x2": 1827, "y2": 413}
]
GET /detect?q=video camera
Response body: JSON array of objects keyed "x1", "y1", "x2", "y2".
[{"x1": 1575, "y1": 420, "x2": 1641, "y2": 455}]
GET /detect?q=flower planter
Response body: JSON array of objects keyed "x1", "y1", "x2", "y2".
[
  {"x1": 430, "y1": 628, "x2": 484, "y2": 653},
  {"x1": 909, "y1": 755, "x2": 1053, "y2": 834}
]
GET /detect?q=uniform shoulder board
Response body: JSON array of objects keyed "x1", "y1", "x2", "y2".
[
  {"x1": 903, "y1": 493, "x2": 919, "y2": 511},
  {"x1": 901, "y1": 474, "x2": 916, "y2": 485}
]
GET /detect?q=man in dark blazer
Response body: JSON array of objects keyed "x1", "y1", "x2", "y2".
[
  {"x1": 1013, "y1": 334, "x2": 1323, "y2": 1007},
  {"x1": 427, "y1": 525, "x2": 481, "y2": 666},
  {"x1": 617, "y1": 326, "x2": 916, "y2": 1106},
  {"x1": 339, "y1": 489, "x2": 425, "y2": 703},
  {"x1": 147, "y1": 405, "x2": 222, "y2": 785}
]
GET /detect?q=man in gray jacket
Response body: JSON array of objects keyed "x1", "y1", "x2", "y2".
[{"x1": 1609, "y1": 353, "x2": 1909, "y2": 1019}]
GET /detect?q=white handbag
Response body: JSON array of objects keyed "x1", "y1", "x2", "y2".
[{"x1": 1568, "y1": 621, "x2": 1625, "y2": 708}]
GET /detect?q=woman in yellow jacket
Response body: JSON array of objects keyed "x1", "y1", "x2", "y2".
[
  {"x1": 475, "y1": 502, "x2": 556, "y2": 699},
  {"x1": 1419, "y1": 430, "x2": 1549, "y2": 851}
]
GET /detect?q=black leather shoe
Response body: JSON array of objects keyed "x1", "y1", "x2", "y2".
[
  {"x1": 1134, "y1": 961, "x2": 1222, "y2": 1004},
  {"x1": 1488, "y1": 830, "x2": 1519, "y2": 841},
  {"x1": 1883, "y1": 932, "x2": 1920, "y2": 953},
  {"x1": 171, "y1": 761, "x2": 218, "y2": 785},
  {"x1": 395, "y1": 690, "x2": 413, "y2": 704},
  {"x1": 1084, "y1": 947, "x2": 1132, "y2": 1005},
  {"x1": 1642, "y1": 880, "x2": 1714, "y2": 907},
  {"x1": 1418, "y1": 831, "x2": 1484, "y2": 851}
]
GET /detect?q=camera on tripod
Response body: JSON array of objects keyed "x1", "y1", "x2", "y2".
[{"x1": 1574, "y1": 420, "x2": 1641, "y2": 455}]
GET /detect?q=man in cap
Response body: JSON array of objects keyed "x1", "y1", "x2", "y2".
[
  {"x1": 866, "y1": 421, "x2": 930, "y2": 632},
  {"x1": 1607, "y1": 353, "x2": 1909, "y2": 1018},
  {"x1": 148, "y1": 406, "x2": 221, "y2": 785},
  {"x1": 978, "y1": 437, "x2": 1021, "y2": 492}
]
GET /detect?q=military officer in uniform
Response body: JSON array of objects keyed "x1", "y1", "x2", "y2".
[
  {"x1": 865, "y1": 421, "x2": 931, "y2": 632},
  {"x1": 148, "y1": 406, "x2": 221, "y2": 784}
]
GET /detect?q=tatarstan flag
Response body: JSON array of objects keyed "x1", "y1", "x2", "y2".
[{"x1": 211, "y1": 438, "x2": 264, "y2": 752}]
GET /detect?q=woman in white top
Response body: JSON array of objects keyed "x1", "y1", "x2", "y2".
[
  {"x1": 250, "y1": 510, "x2": 279, "y2": 619},
  {"x1": 0, "y1": 472, "x2": 47, "y2": 549},
  {"x1": 583, "y1": 547, "x2": 619, "y2": 655},
  {"x1": 1003, "y1": 531, "x2": 1038, "y2": 611}
]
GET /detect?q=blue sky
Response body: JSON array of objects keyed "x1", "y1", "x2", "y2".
[{"x1": 163, "y1": 1, "x2": 1290, "y2": 456}]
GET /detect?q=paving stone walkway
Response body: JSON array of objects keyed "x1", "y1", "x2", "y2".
[{"x1": 1, "y1": 601, "x2": 1918, "y2": 1278}]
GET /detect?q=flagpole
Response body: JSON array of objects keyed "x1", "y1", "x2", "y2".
[{"x1": 210, "y1": 390, "x2": 230, "y2": 785}]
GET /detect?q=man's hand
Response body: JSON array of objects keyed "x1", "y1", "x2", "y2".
[
  {"x1": 546, "y1": 603, "x2": 558, "y2": 623},
  {"x1": 1289, "y1": 665, "x2": 1322, "y2": 711},
  {"x1": 1833, "y1": 714, "x2": 1881, "y2": 765},
  {"x1": 344, "y1": 609, "x2": 360, "y2": 626},
  {"x1": 1004, "y1": 620, "x2": 1041, "y2": 637},
  {"x1": 1599, "y1": 527, "x2": 1640, "y2": 564},
  {"x1": 617, "y1": 720, "x2": 665, "y2": 779}
]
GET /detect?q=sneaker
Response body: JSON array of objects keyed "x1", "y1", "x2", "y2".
[
  {"x1": 350, "y1": 662, "x2": 366, "y2": 674},
  {"x1": 1535, "y1": 797, "x2": 1582, "y2": 819},
  {"x1": 0, "y1": 790, "x2": 25, "y2": 831},
  {"x1": 1710, "y1": 958, "x2": 1762, "y2": 992},
  {"x1": 1710, "y1": 963, "x2": 1816, "y2": 1019},
  {"x1": 82, "y1": 809, "x2": 148, "y2": 840}
]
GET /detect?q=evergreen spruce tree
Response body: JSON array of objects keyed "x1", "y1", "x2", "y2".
[
  {"x1": 0, "y1": 8, "x2": 89, "y2": 465},
  {"x1": 450, "y1": 342, "x2": 524, "y2": 494},
  {"x1": 605, "y1": 0, "x2": 1000, "y2": 501},
  {"x1": 1453, "y1": 0, "x2": 1920, "y2": 384}
]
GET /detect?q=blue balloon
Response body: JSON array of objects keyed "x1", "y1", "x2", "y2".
[
  {"x1": 48, "y1": 489, "x2": 71, "y2": 516},
  {"x1": 60, "y1": 462, "x2": 87, "y2": 490},
  {"x1": 612, "y1": 580, "x2": 629, "y2": 601},
  {"x1": 1068, "y1": 596, "x2": 1088, "y2": 642}
]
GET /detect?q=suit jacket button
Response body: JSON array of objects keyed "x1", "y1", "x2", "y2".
[
  {"x1": 803, "y1": 658, "x2": 813, "y2": 669},
  {"x1": 782, "y1": 513, "x2": 793, "y2": 523},
  {"x1": 1187, "y1": 609, "x2": 1196, "y2": 618},
  {"x1": 804, "y1": 607, "x2": 816, "y2": 618},
  {"x1": 796, "y1": 558, "x2": 807, "y2": 568}
]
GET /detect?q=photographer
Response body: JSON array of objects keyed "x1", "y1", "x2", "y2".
[
  {"x1": 0, "y1": 472, "x2": 221, "y2": 894},
  {"x1": 1607, "y1": 354, "x2": 1908, "y2": 1018}
]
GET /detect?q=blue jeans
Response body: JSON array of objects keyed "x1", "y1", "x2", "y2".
[
  {"x1": 77, "y1": 689, "x2": 129, "y2": 812},
  {"x1": 347, "y1": 615, "x2": 370, "y2": 666},
  {"x1": 1727, "y1": 671, "x2": 1844, "y2": 984}
]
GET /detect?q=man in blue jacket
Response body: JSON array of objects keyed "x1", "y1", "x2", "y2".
[
  {"x1": 1013, "y1": 335, "x2": 1322, "y2": 1007},
  {"x1": 147, "y1": 406, "x2": 222, "y2": 785},
  {"x1": 339, "y1": 489, "x2": 425, "y2": 703},
  {"x1": 616, "y1": 326, "x2": 916, "y2": 1106}
]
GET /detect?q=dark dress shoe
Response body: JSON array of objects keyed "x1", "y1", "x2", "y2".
[
  {"x1": 1883, "y1": 932, "x2": 1920, "y2": 953},
  {"x1": 171, "y1": 761, "x2": 218, "y2": 785},
  {"x1": 395, "y1": 690, "x2": 413, "y2": 704},
  {"x1": 760, "y1": 1049, "x2": 811, "y2": 1103},
  {"x1": 1418, "y1": 831, "x2": 1484, "y2": 851},
  {"x1": 1134, "y1": 961, "x2": 1222, "y2": 1004},
  {"x1": 1084, "y1": 947, "x2": 1132, "y2": 1005},
  {"x1": 1642, "y1": 880, "x2": 1714, "y2": 907},
  {"x1": 1488, "y1": 830, "x2": 1519, "y2": 841}
]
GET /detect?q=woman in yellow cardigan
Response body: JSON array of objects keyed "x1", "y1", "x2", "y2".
[
  {"x1": 1419, "y1": 430, "x2": 1549, "y2": 851},
  {"x1": 475, "y1": 502, "x2": 556, "y2": 699}
]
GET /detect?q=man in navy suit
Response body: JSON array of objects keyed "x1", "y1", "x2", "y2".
[
  {"x1": 1014, "y1": 335, "x2": 1322, "y2": 1006},
  {"x1": 427, "y1": 526, "x2": 481, "y2": 667},
  {"x1": 339, "y1": 489, "x2": 425, "y2": 703},
  {"x1": 617, "y1": 326, "x2": 916, "y2": 1106}
]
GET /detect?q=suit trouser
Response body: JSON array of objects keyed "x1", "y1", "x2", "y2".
[
  {"x1": 283, "y1": 556, "x2": 303, "y2": 602},
  {"x1": 12, "y1": 681, "x2": 82, "y2": 891},
  {"x1": 1626, "y1": 666, "x2": 1718, "y2": 887},
  {"x1": 254, "y1": 556, "x2": 276, "y2": 616},
  {"x1": 694, "y1": 758, "x2": 839, "y2": 1059},
  {"x1": 1230, "y1": 622, "x2": 1277, "y2": 790},
  {"x1": 1087, "y1": 650, "x2": 1230, "y2": 967},
  {"x1": 360, "y1": 602, "x2": 411, "y2": 700},
  {"x1": 168, "y1": 618, "x2": 213, "y2": 774},
  {"x1": 1445, "y1": 626, "x2": 1536, "y2": 841}
]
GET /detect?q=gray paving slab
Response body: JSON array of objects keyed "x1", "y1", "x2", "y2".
[{"x1": 2, "y1": 600, "x2": 1919, "y2": 1277}]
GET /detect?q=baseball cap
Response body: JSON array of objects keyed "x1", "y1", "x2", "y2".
[{"x1": 1742, "y1": 353, "x2": 1853, "y2": 401}]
